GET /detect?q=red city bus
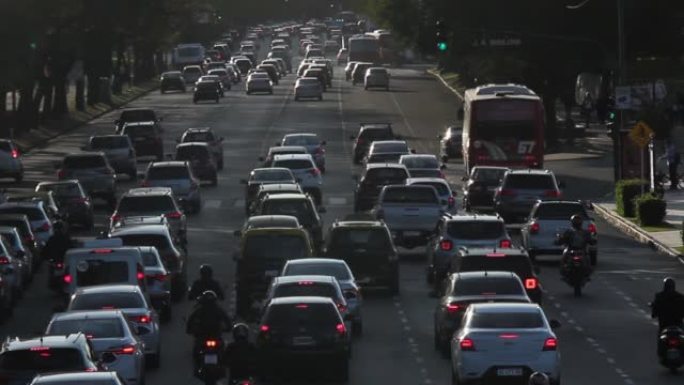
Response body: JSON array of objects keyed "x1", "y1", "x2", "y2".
[{"x1": 461, "y1": 84, "x2": 545, "y2": 173}]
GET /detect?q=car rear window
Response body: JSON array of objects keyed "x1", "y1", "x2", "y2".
[
  {"x1": 0, "y1": 207, "x2": 45, "y2": 221},
  {"x1": 147, "y1": 166, "x2": 189, "y2": 180},
  {"x1": 183, "y1": 132, "x2": 214, "y2": 142},
  {"x1": 454, "y1": 277, "x2": 525, "y2": 296},
  {"x1": 244, "y1": 234, "x2": 308, "y2": 260},
  {"x1": 252, "y1": 170, "x2": 294, "y2": 182},
  {"x1": 74, "y1": 260, "x2": 130, "y2": 287},
  {"x1": 209, "y1": 70, "x2": 227, "y2": 76},
  {"x1": 283, "y1": 136, "x2": 319, "y2": 146},
  {"x1": 534, "y1": 204, "x2": 587, "y2": 219},
  {"x1": 273, "y1": 159, "x2": 313, "y2": 170},
  {"x1": 118, "y1": 234, "x2": 172, "y2": 251},
  {"x1": 120, "y1": 110, "x2": 155, "y2": 122},
  {"x1": 90, "y1": 136, "x2": 129, "y2": 149},
  {"x1": 273, "y1": 282, "x2": 337, "y2": 299},
  {"x1": 63, "y1": 156, "x2": 106, "y2": 169},
  {"x1": 176, "y1": 146, "x2": 210, "y2": 161},
  {"x1": 183, "y1": 67, "x2": 201, "y2": 75},
  {"x1": 459, "y1": 255, "x2": 533, "y2": 279},
  {"x1": 412, "y1": 182, "x2": 449, "y2": 195},
  {"x1": 122, "y1": 125, "x2": 155, "y2": 138},
  {"x1": 284, "y1": 263, "x2": 351, "y2": 280},
  {"x1": 402, "y1": 157, "x2": 439, "y2": 169},
  {"x1": 262, "y1": 200, "x2": 314, "y2": 225},
  {"x1": 382, "y1": 187, "x2": 437, "y2": 204},
  {"x1": 118, "y1": 196, "x2": 175, "y2": 214},
  {"x1": 447, "y1": 221, "x2": 504, "y2": 239},
  {"x1": 364, "y1": 168, "x2": 407, "y2": 183},
  {"x1": 0, "y1": 348, "x2": 84, "y2": 371},
  {"x1": 373, "y1": 142, "x2": 408, "y2": 153},
  {"x1": 469, "y1": 311, "x2": 544, "y2": 328},
  {"x1": 359, "y1": 128, "x2": 393, "y2": 141},
  {"x1": 504, "y1": 175, "x2": 555, "y2": 189},
  {"x1": 265, "y1": 303, "x2": 340, "y2": 329},
  {"x1": 0, "y1": 219, "x2": 30, "y2": 238},
  {"x1": 328, "y1": 228, "x2": 392, "y2": 251},
  {"x1": 37, "y1": 183, "x2": 84, "y2": 198},
  {"x1": 70, "y1": 292, "x2": 144, "y2": 310},
  {"x1": 473, "y1": 168, "x2": 507, "y2": 183},
  {"x1": 141, "y1": 251, "x2": 161, "y2": 267},
  {"x1": 298, "y1": 79, "x2": 320, "y2": 85},
  {"x1": 48, "y1": 319, "x2": 124, "y2": 338}
]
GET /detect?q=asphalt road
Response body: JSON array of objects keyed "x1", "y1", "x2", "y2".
[{"x1": 1, "y1": 48, "x2": 683, "y2": 385}]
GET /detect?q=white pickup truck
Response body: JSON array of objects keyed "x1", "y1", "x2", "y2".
[{"x1": 374, "y1": 185, "x2": 443, "y2": 249}]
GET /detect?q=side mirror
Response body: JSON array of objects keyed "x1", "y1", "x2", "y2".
[
  {"x1": 137, "y1": 172, "x2": 146, "y2": 180},
  {"x1": 457, "y1": 108, "x2": 464, "y2": 121},
  {"x1": 318, "y1": 206, "x2": 327, "y2": 214},
  {"x1": 80, "y1": 145, "x2": 89, "y2": 151},
  {"x1": 114, "y1": 119, "x2": 121, "y2": 125},
  {"x1": 549, "y1": 319, "x2": 562, "y2": 329},
  {"x1": 274, "y1": 142, "x2": 280, "y2": 146},
  {"x1": 440, "y1": 164, "x2": 447, "y2": 170},
  {"x1": 558, "y1": 181, "x2": 566, "y2": 189},
  {"x1": 395, "y1": 134, "x2": 402, "y2": 140},
  {"x1": 258, "y1": 156, "x2": 265, "y2": 162},
  {"x1": 100, "y1": 352, "x2": 116, "y2": 364},
  {"x1": 321, "y1": 140, "x2": 327, "y2": 145},
  {"x1": 349, "y1": 135, "x2": 356, "y2": 140},
  {"x1": 240, "y1": 179, "x2": 248, "y2": 185},
  {"x1": 165, "y1": 153, "x2": 174, "y2": 160},
  {"x1": 461, "y1": 176, "x2": 468, "y2": 182},
  {"x1": 233, "y1": 230, "x2": 241, "y2": 237},
  {"x1": 410, "y1": 149, "x2": 416, "y2": 154}
]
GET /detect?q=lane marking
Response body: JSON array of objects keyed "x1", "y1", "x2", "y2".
[{"x1": 204, "y1": 200, "x2": 221, "y2": 209}]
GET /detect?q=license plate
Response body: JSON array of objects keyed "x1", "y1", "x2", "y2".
[
  {"x1": 404, "y1": 231, "x2": 421, "y2": 237},
  {"x1": 497, "y1": 368, "x2": 523, "y2": 377},
  {"x1": 292, "y1": 336, "x2": 315, "y2": 346},
  {"x1": 264, "y1": 270, "x2": 279, "y2": 278},
  {"x1": 203, "y1": 354, "x2": 218, "y2": 364}
]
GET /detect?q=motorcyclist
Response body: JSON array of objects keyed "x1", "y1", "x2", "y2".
[
  {"x1": 651, "y1": 277, "x2": 684, "y2": 333},
  {"x1": 44, "y1": 220, "x2": 73, "y2": 264},
  {"x1": 188, "y1": 264, "x2": 225, "y2": 301},
  {"x1": 557, "y1": 214, "x2": 596, "y2": 268},
  {"x1": 224, "y1": 323, "x2": 258, "y2": 384},
  {"x1": 186, "y1": 291, "x2": 233, "y2": 373},
  {"x1": 528, "y1": 371, "x2": 550, "y2": 385}
]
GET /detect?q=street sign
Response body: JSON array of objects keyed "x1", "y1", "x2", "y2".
[
  {"x1": 628, "y1": 121, "x2": 654, "y2": 148},
  {"x1": 615, "y1": 86, "x2": 631, "y2": 110}
]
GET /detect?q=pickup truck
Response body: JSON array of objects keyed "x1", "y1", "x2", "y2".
[{"x1": 374, "y1": 185, "x2": 443, "y2": 249}]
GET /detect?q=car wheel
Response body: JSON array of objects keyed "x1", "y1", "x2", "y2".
[
  {"x1": 146, "y1": 351, "x2": 160, "y2": 369},
  {"x1": 590, "y1": 251, "x2": 597, "y2": 266}
]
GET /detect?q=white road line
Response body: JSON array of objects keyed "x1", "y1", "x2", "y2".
[
  {"x1": 233, "y1": 199, "x2": 245, "y2": 208},
  {"x1": 328, "y1": 197, "x2": 347, "y2": 205},
  {"x1": 204, "y1": 199, "x2": 221, "y2": 209}
]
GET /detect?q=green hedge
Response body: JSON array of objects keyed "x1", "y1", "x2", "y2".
[
  {"x1": 616, "y1": 179, "x2": 648, "y2": 217},
  {"x1": 635, "y1": 193, "x2": 666, "y2": 226}
]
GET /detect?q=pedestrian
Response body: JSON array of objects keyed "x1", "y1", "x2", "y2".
[{"x1": 665, "y1": 141, "x2": 681, "y2": 190}]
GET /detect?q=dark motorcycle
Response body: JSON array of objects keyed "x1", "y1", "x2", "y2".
[
  {"x1": 658, "y1": 326, "x2": 684, "y2": 373},
  {"x1": 196, "y1": 337, "x2": 226, "y2": 385},
  {"x1": 560, "y1": 247, "x2": 591, "y2": 297}
]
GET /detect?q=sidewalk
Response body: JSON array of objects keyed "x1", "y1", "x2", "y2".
[{"x1": 594, "y1": 188, "x2": 684, "y2": 259}]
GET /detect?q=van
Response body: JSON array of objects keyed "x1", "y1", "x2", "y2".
[{"x1": 62, "y1": 243, "x2": 147, "y2": 296}]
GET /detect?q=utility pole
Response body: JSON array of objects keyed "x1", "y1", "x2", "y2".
[{"x1": 614, "y1": 0, "x2": 625, "y2": 183}]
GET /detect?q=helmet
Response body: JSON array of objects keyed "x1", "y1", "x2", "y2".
[
  {"x1": 570, "y1": 214, "x2": 583, "y2": 229},
  {"x1": 664, "y1": 277, "x2": 676, "y2": 292},
  {"x1": 232, "y1": 323, "x2": 250, "y2": 341},
  {"x1": 199, "y1": 264, "x2": 213, "y2": 279},
  {"x1": 198, "y1": 290, "x2": 218, "y2": 305},
  {"x1": 528, "y1": 372, "x2": 550, "y2": 385}
]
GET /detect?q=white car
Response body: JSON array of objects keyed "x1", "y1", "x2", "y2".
[
  {"x1": 451, "y1": 303, "x2": 561, "y2": 385},
  {"x1": 68, "y1": 285, "x2": 162, "y2": 368},
  {"x1": 246, "y1": 73, "x2": 273, "y2": 95},
  {"x1": 0, "y1": 140, "x2": 23, "y2": 182},
  {"x1": 45, "y1": 310, "x2": 146, "y2": 384},
  {"x1": 364, "y1": 67, "x2": 390, "y2": 91},
  {"x1": 271, "y1": 154, "x2": 323, "y2": 205},
  {"x1": 294, "y1": 77, "x2": 323, "y2": 101},
  {"x1": 406, "y1": 177, "x2": 456, "y2": 212}
]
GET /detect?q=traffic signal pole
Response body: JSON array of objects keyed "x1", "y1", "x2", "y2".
[{"x1": 615, "y1": 0, "x2": 625, "y2": 183}]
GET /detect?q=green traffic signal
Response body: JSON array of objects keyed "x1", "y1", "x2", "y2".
[{"x1": 437, "y1": 42, "x2": 447, "y2": 52}]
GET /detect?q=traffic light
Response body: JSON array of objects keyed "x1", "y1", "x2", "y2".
[{"x1": 436, "y1": 20, "x2": 448, "y2": 52}]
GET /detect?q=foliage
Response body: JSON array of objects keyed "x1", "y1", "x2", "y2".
[
  {"x1": 634, "y1": 193, "x2": 666, "y2": 226},
  {"x1": 615, "y1": 179, "x2": 648, "y2": 217}
]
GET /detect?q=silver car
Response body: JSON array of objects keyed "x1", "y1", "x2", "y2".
[
  {"x1": 45, "y1": 310, "x2": 147, "y2": 381},
  {"x1": 281, "y1": 258, "x2": 363, "y2": 335},
  {"x1": 57, "y1": 152, "x2": 117, "y2": 207},
  {"x1": 138, "y1": 246, "x2": 172, "y2": 321},
  {"x1": 30, "y1": 372, "x2": 125, "y2": 385},
  {"x1": 0, "y1": 233, "x2": 25, "y2": 303},
  {"x1": 0, "y1": 226, "x2": 33, "y2": 284},
  {"x1": 141, "y1": 161, "x2": 201, "y2": 214},
  {"x1": 260, "y1": 146, "x2": 308, "y2": 167},
  {"x1": 365, "y1": 140, "x2": 411, "y2": 165},
  {"x1": 245, "y1": 73, "x2": 273, "y2": 94},
  {"x1": 406, "y1": 177, "x2": 457, "y2": 212},
  {"x1": 399, "y1": 154, "x2": 445, "y2": 179},
  {"x1": 294, "y1": 77, "x2": 323, "y2": 101},
  {"x1": 271, "y1": 154, "x2": 323, "y2": 205},
  {"x1": 68, "y1": 284, "x2": 161, "y2": 366},
  {"x1": 364, "y1": 67, "x2": 390, "y2": 91},
  {"x1": 0, "y1": 139, "x2": 23, "y2": 183},
  {"x1": 0, "y1": 201, "x2": 53, "y2": 245},
  {"x1": 85, "y1": 135, "x2": 137, "y2": 180},
  {"x1": 494, "y1": 169, "x2": 563, "y2": 222},
  {"x1": 280, "y1": 133, "x2": 326, "y2": 172}
]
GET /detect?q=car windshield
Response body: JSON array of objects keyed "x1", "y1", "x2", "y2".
[
  {"x1": 328, "y1": 228, "x2": 391, "y2": 251},
  {"x1": 244, "y1": 234, "x2": 307, "y2": 260},
  {"x1": 120, "y1": 110, "x2": 155, "y2": 122},
  {"x1": 454, "y1": 277, "x2": 525, "y2": 296},
  {"x1": 0, "y1": 348, "x2": 84, "y2": 371},
  {"x1": 413, "y1": 182, "x2": 449, "y2": 195},
  {"x1": 262, "y1": 200, "x2": 314, "y2": 225},
  {"x1": 265, "y1": 303, "x2": 339, "y2": 330},
  {"x1": 364, "y1": 168, "x2": 407, "y2": 184},
  {"x1": 273, "y1": 159, "x2": 313, "y2": 170},
  {"x1": 74, "y1": 260, "x2": 130, "y2": 287},
  {"x1": 469, "y1": 311, "x2": 544, "y2": 328},
  {"x1": 183, "y1": 132, "x2": 214, "y2": 142},
  {"x1": 118, "y1": 234, "x2": 172, "y2": 251},
  {"x1": 147, "y1": 166, "x2": 188, "y2": 180},
  {"x1": 48, "y1": 319, "x2": 124, "y2": 338},
  {"x1": 90, "y1": 137, "x2": 129, "y2": 149},
  {"x1": 285, "y1": 263, "x2": 351, "y2": 280},
  {"x1": 473, "y1": 168, "x2": 507, "y2": 183},
  {"x1": 70, "y1": 292, "x2": 144, "y2": 310},
  {"x1": 176, "y1": 146, "x2": 210, "y2": 161},
  {"x1": 534, "y1": 204, "x2": 587, "y2": 219},
  {"x1": 459, "y1": 255, "x2": 533, "y2": 279},
  {"x1": 0, "y1": 207, "x2": 44, "y2": 221},
  {"x1": 382, "y1": 187, "x2": 436, "y2": 204},
  {"x1": 118, "y1": 196, "x2": 175, "y2": 214},
  {"x1": 273, "y1": 283, "x2": 337, "y2": 299},
  {"x1": 447, "y1": 221, "x2": 504, "y2": 239},
  {"x1": 252, "y1": 170, "x2": 294, "y2": 182},
  {"x1": 64, "y1": 156, "x2": 106, "y2": 169},
  {"x1": 504, "y1": 175, "x2": 555, "y2": 189},
  {"x1": 402, "y1": 157, "x2": 439, "y2": 169}
]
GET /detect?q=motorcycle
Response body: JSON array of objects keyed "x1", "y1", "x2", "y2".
[
  {"x1": 196, "y1": 337, "x2": 226, "y2": 385},
  {"x1": 658, "y1": 326, "x2": 684, "y2": 372},
  {"x1": 559, "y1": 247, "x2": 591, "y2": 297}
]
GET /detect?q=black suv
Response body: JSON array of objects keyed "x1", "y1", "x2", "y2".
[
  {"x1": 433, "y1": 271, "x2": 531, "y2": 356},
  {"x1": 121, "y1": 122, "x2": 164, "y2": 161},
  {"x1": 254, "y1": 193, "x2": 324, "y2": 251},
  {"x1": 258, "y1": 297, "x2": 350, "y2": 381},
  {"x1": 349, "y1": 123, "x2": 396, "y2": 164},
  {"x1": 354, "y1": 163, "x2": 409, "y2": 212},
  {"x1": 174, "y1": 143, "x2": 218, "y2": 186},
  {"x1": 160, "y1": 71, "x2": 186, "y2": 93},
  {"x1": 324, "y1": 218, "x2": 398, "y2": 294},
  {"x1": 178, "y1": 127, "x2": 224, "y2": 170},
  {"x1": 114, "y1": 108, "x2": 161, "y2": 133},
  {"x1": 0, "y1": 334, "x2": 100, "y2": 385},
  {"x1": 448, "y1": 247, "x2": 542, "y2": 304},
  {"x1": 462, "y1": 166, "x2": 509, "y2": 212}
]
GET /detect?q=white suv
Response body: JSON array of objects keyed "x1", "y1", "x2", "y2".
[{"x1": 271, "y1": 154, "x2": 323, "y2": 205}]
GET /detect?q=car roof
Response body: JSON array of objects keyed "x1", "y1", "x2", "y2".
[
  {"x1": 364, "y1": 163, "x2": 407, "y2": 170},
  {"x1": 125, "y1": 187, "x2": 173, "y2": 196},
  {"x1": 269, "y1": 146, "x2": 308, "y2": 153},
  {"x1": 0, "y1": 226, "x2": 19, "y2": 234},
  {"x1": 333, "y1": 220, "x2": 386, "y2": 228},
  {"x1": 445, "y1": 214, "x2": 502, "y2": 222},
  {"x1": 110, "y1": 224, "x2": 170, "y2": 236},
  {"x1": 149, "y1": 161, "x2": 187, "y2": 168},
  {"x1": 262, "y1": 193, "x2": 310, "y2": 201},
  {"x1": 36, "y1": 180, "x2": 80, "y2": 187},
  {"x1": 469, "y1": 302, "x2": 542, "y2": 314},
  {"x1": 406, "y1": 177, "x2": 449, "y2": 185},
  {"x1": 50, "y1": 310, "x2": 125, "y2": 321},
  {"x1": 3, "y1": 334, "x2": 88, "y2": 352},
  {"x1": 269, "y1": 296, "x2": 336, "y2": 305},
  {"x1": 184, "y1": 127, "x2": 212, "y2": 133},
  {"x1": 176, "y1": 142, "x2": 210, "y2": 149},
  {"x1": 0, "y1": 201, "x2": 44, "y2": 209},
  {"x1": 371, "y1": 140, "x2": 406, "y2": 146},
  {"x1": 283, "y1": 133, "x2": 317, "y2": 138},
  {"x1": 74, "y1": 284, "x2": 143, "y2": 296},
  {"x1": 246, "y1": 215, "x2": 299, "y2": 226},
  {"x1": 460, "y1": 247, "x2": 528, "y2": 257},
  {"x1": 535, "y1": 200, "x2": 583, "y2": 206},
  {"x1": 274, "y1": 275, "x2": 337, "y2": 285},
  {"x1": 272, "y1": 154, "x2": 314, "y2": 161},
  {"x1": 65, "y1": 152, "x2": 106, "y2": 159},
  {"x1": 286, "y1": 258, "x2": 346, "y2": 266},
  {"x1": 505, "y1": 169, "x2": 553, "y2": 176},
  {"x1": 258, "y1": 183, "x2": 301, "y2": 191},
  {"x1": 453, "y1": 271, "x2": 517, "y2": 280},
  {"x1": 472, "y1": 166, "x2": 510, "y2": 172},
  {"x1": 401, "y1": 154, "x2": 437, "y2": 160},
  {"x1": 122, "y1": 121, "x2": 155, "y2": 127},
  {"x1": 32, "y1": 372, "x2": 118, "y2": 383}
]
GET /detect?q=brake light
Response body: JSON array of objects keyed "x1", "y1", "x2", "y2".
[
  {"x1": 57, "y1": 169, "x2": 66, "y2": 179},
  {"x1": 150, "y1": 273, "x2": 168, "y2": 281},
  {"x1": 37, "y1": 223, "x2": 51, "y2": 232},
  {"x1": 137, "y1": 271, "x2": 145, "y2": 280},
  {"x1": 131, "y1": 315, "x2": 151, "y2": 324},
  {"x1": 446, "y1": 303, "x2": 461, "y2": 313},
  {"x1": 499, "y1": 189, "x2": 516, "y2": 197},
  {"x1": 440, "y1": 239, "x2": 453, "y2": 251},
  {"x1": 30, "y1": 346, "x2": 50, "y2": 351},
  {"x1": 336, "y1": 322, "x2": 347, "y2": 336},
  {"x1": 486, "y1": 253, "x2": 506, "y2": 258},
  {"x1": 529, "y1": 222, "x2": 540, "y2": 234},
  {"x1": 110, "y1": 213, "x2": 121, "y2": 223},
  {"x1": 525, "y1": 278, "x2": 538, "y2": 290},
  {"x1": 459, "y1": 338, "x2": 475, "y2": 351},
  {"x1": 140, "y1": 181, "x2": 150, "y2": 187},
  {"x1": 165, "y1": 211, "x2": 183, "y2": 219},
  {"x1": 667, "y1": 337, "x2": 681, "y2": 347},
  {"x1": 298, "y1": 281, "x2": 314, "y2": 285},
  {"x1": 205, "y1": 339, "x2": 218, "y2": 348},
  {"x1": 543, "y1": 337, "x2": 558, "y2": 351},
  {"x1": 113, "y1": 345, "x2": 136, "y2": 355},
  {"x1": 544, "y1": 190, "x2": 561, "y2": 198},
  {"x1": 55, "y1": 262, "x2": 63, "y2": 269},
  {"x1": 499, "y1": 239, "x2": 512, "y2": 248},
  {"x1": 587, "y1": 223, "x2": 597, "y2": 235},
  {"x1": 63, "y1": 274, "x2": 72, "y2": 284},
  {"x1": 0, "y1": 256, "x2": 9, "y2": 265},
  {"x1": 91, "y1": 249, "x2": 113, "y2": 254},
  {"x1": 10, "y1": 149, "x2": 19, "y2": 158},
  {"x1": 296, "y1": 304, "x2": 309, "y2": 309},
  {"x1": 447, "y1": 196, "x2": 455, "y2": 207},
  {"x1": 500, "y1": 334, "x2": 519, "y2": 339},
  {"x1": 309, "y1": 168, "x2": 321, "y2": 176},
  {"x1": 259, "y1": 325, "x2": 270, "y2": 333}
]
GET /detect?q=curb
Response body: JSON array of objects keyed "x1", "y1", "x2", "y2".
[
  {"x1": 425, "y1": 68, "x2": 464, "y2": 100},
  {"x1": 593, "y1": 203, "x2": 684, "y2": 261},
  {"x1": 13, "y1": 81, "x2": 159, "y2": 153}
]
